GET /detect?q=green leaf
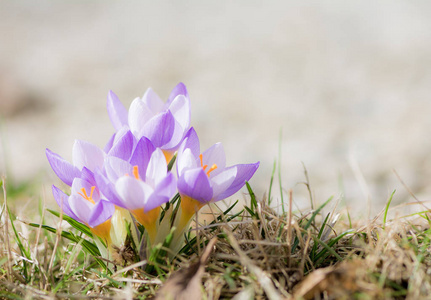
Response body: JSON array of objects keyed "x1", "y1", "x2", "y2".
[
  {"x1": 167, "y1": 152, "x2": 177, "y2": 171},
  {"x1": 27, "y1": 222, "x2": 106, "y2": 269},
  {"x1": 383, "y1": 190, "x2": 396, "y2": 229},
  {"x1": 313, "y1": 229, "x2": 354, "y2": 264},
  {"x1": 292, "y1": 196, "x2": 333, "y2": 253},
  {"x1": 310, "y1": 212, "x2": 331, "y2": 260},
  {"x1": 47, "y1": 209, "x2": 93, "y2": 238},
  {"x1": 179, "y1": 201, "x2": 241, "y2": 255},
  {"x1": 268, "y1": 159, "x2": 277, "y2": 206},
  {"x1": 245, "y1": 181, "x2": 257, "y2": 212}
]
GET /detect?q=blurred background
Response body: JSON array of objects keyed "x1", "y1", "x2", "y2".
[{"x1": 1, "y1": 1, "x2": 431, "y2": 216}]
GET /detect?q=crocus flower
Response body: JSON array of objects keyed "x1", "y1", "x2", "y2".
[
  {"x1": 46, "y1": 130, "x2": 134, "y2": 186},
  {"x1": 52, "y1": 172, "x2": 115, "y2": 245},
  {"x1": 176, "y1": 127, "x2": 259, "y2": 229},
  {"x1": 106, "y1": 83, "x2": 191, "y2": 162},
  {"x1": 95, "y1": 137, "x2": 177, "y2": 244}
]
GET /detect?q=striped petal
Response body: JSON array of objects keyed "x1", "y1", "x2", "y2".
[
  {"x1": 46, "y1": 149, "x2": 80, "y2": 186},
  {"x1": 107, "y1": 90, "x2": 128, "y2": 131}
]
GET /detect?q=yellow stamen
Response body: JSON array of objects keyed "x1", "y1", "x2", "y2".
[
  {"x1": 132, "y1": 165, "x2": 140, "y2": 180},
  {"x1": 206, "y1": 164, "x2": 218, "y2": 177},
  {"x1": 78, "y1": 186, "x2": 96, "y2": 204},
  {"x1": 199, "y1": 154, "x2": 208, "y2": 170},
  {"x1": 199, "y1": 154, "x2": 217, "y2": 177}
]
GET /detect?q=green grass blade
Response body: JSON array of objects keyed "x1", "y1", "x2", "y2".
[
  {"x1": 310, "y1": 212, "x2": 331, "y2": 259},
  {"x1": 383, "y1": 190, "x2": 396, "y2": 229},
  {"x1": 268, "y1": 159, "x2": 276, "y2": 206},
  {"x1": 245, "y1": 182, "x2": 257, "y2": 212},
  {"x1": 27, "y1": 223, "x2": 101, "y2": 257},
  {"x1": 47, "y1": 209, "x2": 93, "y2": 238},
  {"x1": 313, "y1": 237, "x2": 343, "y2": 262},
  {"x1": 278, "y1": 129, "x2": 285, "y2": 214},
  {"x1": 167, "y1": 152, "x2": 177, "y2": 172},
  {"x1": 179, "y1": 201, "x2": 241, "y2": 255},
  {"x1": 291, "y1": 196, "x2": 333, "y2": 253},
  {"x1": 313, "y1": 229, "x2": 354, "y2": 264},
  {"x1": 7, "y1": 206, "x2": 31, "y2": 260}
]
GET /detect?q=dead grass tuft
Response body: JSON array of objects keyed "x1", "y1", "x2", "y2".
[{"x1": 2, "y1": 176, "x2": 431, "y2": 299}]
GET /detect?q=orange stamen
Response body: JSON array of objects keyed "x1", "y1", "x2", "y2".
[
  {"x1": 199, "y1": 154, "x2": 217, "y2": 177},
  {"x1": 132, "y1": 165, "x2": 140, "y2": 180},
  {"x1": 78, "y1": 186, "x2": 96, "y2": 204},
  {"x1": 78, "y1": 188, "x2": 88, "y2": 199},
  {"x1": 199, "y1": 153, "x2": 208, "y2": 170},
  {"x1": 206, "y1": 164, "x2": 218, "y2": 177}
]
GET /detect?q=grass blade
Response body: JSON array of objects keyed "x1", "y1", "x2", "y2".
[{"x1": 291, "y1": 196, "x2": 333, "y2": 253}]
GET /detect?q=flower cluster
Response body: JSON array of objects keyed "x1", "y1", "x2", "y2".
[{"x1": 46, "y1": 83, "x2": 259, "y2": 262}]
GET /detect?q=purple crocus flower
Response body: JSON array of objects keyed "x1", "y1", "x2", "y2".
[
  {"x1": 52, "y1": 173, "x2": 115, "y2": 243},
  {"x1": 95, "y1": 137, "x2": 177, "y2": 244},
  {"x1": 46, "y1": 130, "x2": 135, "y2": 187},
  {"x1": 106, "y1": 83, "x2": 191, "y2": 163},
  {"x1": 176, "y1": 127, "x2": 259, "y2": 227}
]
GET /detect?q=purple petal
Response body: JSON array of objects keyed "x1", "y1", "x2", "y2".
[
  {"x1": 88, "y1": 199, "x2": 115, "y2": 227},
  {"x1": 167, "y1": 82, "x2": 189, "y2": 104},
  {"x1": 178, "y1": 127, "x2": 200, "y2": 158},
  {"x1": 104, "y1": 156, "x2": 133, "y2": 183},
  {"x1": 108, "y1": 130, "x2": 134, "y2": 161},
  {"x1": 140, "y1": 110, "x2": 175, "y2": 148},
  {"x1": 144, "y1": 193, "x2": 170, "y2": 212},
  {"x1": 104, "y1": 133, "x2": 115, "y2": 153},
  {"x1": 213, "y1": 162, "x2": 260, "y2": 201},
  {"x1": 68, "y1": 194, "x2": 93, "y2": 225},
  {"x1": 80, "y1": 167, "x2": 96, "y2": 187},
  {"x1": 94, "y1": 171, "x2": 125, "y2": 207},
  {"x1": 71, "y1": 177, "x2": 100, "y2": 202},
  {"x1": 162, "y1": 119, "x2": 187, "y2": 150},
  {"x1": 52, "y1": 185, "x2": 79, "y2": 220},
  {"x1": 177, "y1": 168, "x2": 213, "y2": 203},
  {"x1": 107, "y1": 90, "x2": 128, "y2": 131},
  {"x1": 210, "y1": 167, "x2": 237, "y2": 199},
  {"x1": 155, "y1": 172, "x2": 177, "y2": 199},
  {"x1": 72, "y1": 140, "x2": 105, "y2": 172},
  {"x1": 129, "y1": 136, "x2": 156, "y2": 179},
  {"x1": 46, "y1": 149, "x2": 81, "y2": 186}
]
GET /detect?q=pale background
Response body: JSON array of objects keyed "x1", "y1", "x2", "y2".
[{"x1": 1, "y1": 1, "x2": 431, "y2": 215}]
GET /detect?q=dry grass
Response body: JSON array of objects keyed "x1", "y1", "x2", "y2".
[{"x1": 2, "y1": 175, "x2": 431, "y2": 300}]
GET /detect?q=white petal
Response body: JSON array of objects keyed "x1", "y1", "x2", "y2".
[
  {"x1": 168, "y1": 95, "x2": 190, "y2": 132},
  {"x1": 146, "y1": 148, "x2": 167, "y2": 187},
  {"x1": 177, "y1": 148, "x2": 198, "y2": 176},
  {"x1": 202, "y1": 143, "x2": 226, "y2": 176},
  {"x1": 210, "y1": 167, "x2": 237, "y2": 199},
  {"x1": 72, "y1": 140, "x2": 105, "y2": 171},
  {"x1": 115, "y1": 176, "x2": 154, "y2": 209},
  {"x1": 69, "y1": 195, "x2": 93, "y2": 224},
  {"x1": 71, "y1": 178, "x2": 92, "y2": 196},
  {"x1": 162, "y1": 119, "x2": 184, "y2": 150},
  {"x1": 128, "y1": 97, "x2": 154, "y2": 137},
  {"x1": 105, "y1": 156, "x2": 133, "y2": 183},
  {"x1": 142, "y1": 88, "x2": 164, "y2": 113}
]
